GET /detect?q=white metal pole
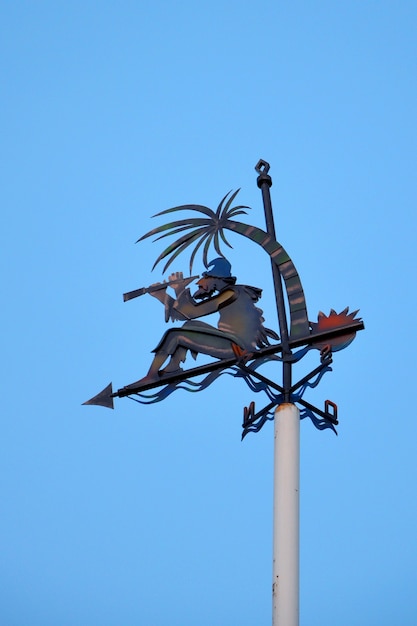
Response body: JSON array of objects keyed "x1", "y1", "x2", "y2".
[{"x1": 272, "y1": 403, "x2": 300, "y2": 626}]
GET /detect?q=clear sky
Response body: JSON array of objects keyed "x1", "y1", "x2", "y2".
[{"x1": 1, "y1": 2, "x2": 416, "y2": 625}]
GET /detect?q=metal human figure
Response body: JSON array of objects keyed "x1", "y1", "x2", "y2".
[{"x1": 131, "y1": 258, "x2": 279, "y2": 386}]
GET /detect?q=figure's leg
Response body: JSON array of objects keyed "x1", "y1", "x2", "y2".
[
  {"x1": 124, "y1": 323, "x2": 239, "y2": 389},
  {"x1": 155, "y1": 322, "x2": 239, "y2": 368},
  {"x1": 144, "y1": 350, "x2": 170, "y2": 378},
  {"x1": 159, "y1": 346, "x2": 187, "y2": 374},
  {"x1": 124, "y1": 330, "x2": 188, "y2": 388},
  {"x1": 150, "y1": 328, "x2": 191, "y2": 376}
]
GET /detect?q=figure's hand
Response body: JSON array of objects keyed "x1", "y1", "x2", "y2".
[{"x1": 168, "y1": 272, "x2": 188, "y2": 297}]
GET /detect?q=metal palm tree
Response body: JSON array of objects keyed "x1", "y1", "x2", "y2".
[{"x1": 138, "y1": 190, "x2": 310, "y2": 340}]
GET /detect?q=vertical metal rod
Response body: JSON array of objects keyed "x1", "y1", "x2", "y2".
[
  {"x1": 255, "y1": 162, "x2": 299, "y2": 626},
  {"x1": 272, "y1": 403, "x2": 300, "y2": 626},
  {"x1": 255, "y1": 160, "x2": 291, "y2": 398}
]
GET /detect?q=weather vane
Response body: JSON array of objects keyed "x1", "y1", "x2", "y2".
[
  {"x1": 84, "y1": 159, "x2": 364, "y2": 439},
  {"x1": 84, "y1": 159, "x2": 364, "y2": 625}
]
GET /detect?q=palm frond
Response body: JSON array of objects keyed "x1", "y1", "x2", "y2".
[
  {"x1": 189, "y1": 232, "x2": 211, "y2": 273},
  {"x1": 139, "y1": 190, "x2": 252, "y2": 273},
  {"x1": 213, "y1": 231, "x2": 224, "y2": 257},
  {"x1": 202, "y1": 234, "x2": 215, "y2": 268},
  {"x1": 219, "y1": 228, "x2": 234, "y2": 249},
  {"x1": 152, "y1": 222, "x2": 209, "y2": 242},
  {"x1": 227, "y1": 205, "x2": 250, "y2": 218},
  {"x1": 154, "y1": 204, "x2": 216, "y2": 219},
  {"x1": 137, "y1": 217, "x2": 210, "y2": 242},
  {"x1": 215, "y1": 190, "x2": 233, "y2": 218},
  {"x1": 221, "y1": 188, "x2": 241, "y2": 216},
  {"x1": 160, "y1": 234, "x2": 206, "y2": 274},
  {"x1": 151, "y1": 227, "x2": 209, "y2": 270}
]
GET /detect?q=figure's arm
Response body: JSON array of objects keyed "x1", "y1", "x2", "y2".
[
  {"x1": 149, "y1": 273, "x2": 197, "y2": 322},
  {"x1": 147, "y1": 287, "x2": 175, "y2": 323},
  {"x1": 173, "y1": 287, "x2": 236, "y2": 319}
]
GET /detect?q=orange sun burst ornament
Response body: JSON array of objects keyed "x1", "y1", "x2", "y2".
[{"x1": 310, "y1": 307, "x2": 362, "y2": 352}]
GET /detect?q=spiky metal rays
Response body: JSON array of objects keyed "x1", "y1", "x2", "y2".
[{"x1": 138, "y1": 189, "x2": 249, "y2": 273}]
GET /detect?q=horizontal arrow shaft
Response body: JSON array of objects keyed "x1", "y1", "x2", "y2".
[{"x1": 113, "y1": 318, "x2": 364, "y2": 397}]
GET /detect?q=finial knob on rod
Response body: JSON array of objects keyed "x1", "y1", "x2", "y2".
[{"x1": 255, "y1": 159, "x2": 272, "y2": 188}]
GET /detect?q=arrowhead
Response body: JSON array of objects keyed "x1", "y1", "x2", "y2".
[{"x1": 82, "y1": 383, "x2": 114, "y2": 409}]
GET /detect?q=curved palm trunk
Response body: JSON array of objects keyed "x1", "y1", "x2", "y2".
[{"x1": 225, "y1": 220, "x2": 310, "y2": 340}]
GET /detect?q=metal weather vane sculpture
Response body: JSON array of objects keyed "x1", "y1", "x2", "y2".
[{"x1": 84, "y1": 160, "x2": 364, "y2": 439}]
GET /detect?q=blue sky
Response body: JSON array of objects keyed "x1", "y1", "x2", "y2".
[{"x1": 1, "y1": 2, "x2": 416, "y2": 624}]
